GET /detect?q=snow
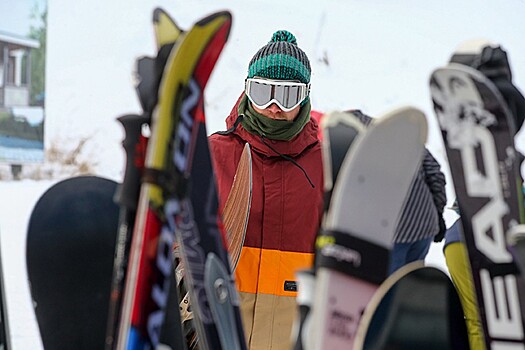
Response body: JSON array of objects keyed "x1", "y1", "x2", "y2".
[
  {"x1": 0, "y1": 180, "x2": 54, "y2": 349},
  {"x1": 1, "y1": 0, "x2": 525, "y2": 348}
]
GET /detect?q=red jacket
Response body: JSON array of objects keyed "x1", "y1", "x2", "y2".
[{"x1": 209, "y1": 95, "x2": 324, "y2": 349}]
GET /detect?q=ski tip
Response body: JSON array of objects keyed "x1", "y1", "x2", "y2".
[
  {"x1": 430, "y1": 63, "x2": 493, "y2": 92},
  {"x1": 452, "y1": 38, "x2": 497, "y2": 56},
  {"x1": 152, "y1": 7, "x2": 184, "y2": 48},
  {"x1": 195, "y1": 10, "x2": 233, "y2": 28},
  {"x1": 376, "y1": 106, "x2": 428, "y2": 144},
  {"x1": 320, "y1": 110, "x2": 367, "y2": 132},
  {"x1": 241, "y1": 142, "x2": 253, "y2": 174},
  {"x1": 242, "y1": 141, "x2": 252, "y2": 155},
  {"x1": 448, "y1": 38, "x2": 506, "y2": 71},
  {"x1": 429, "y1": 53, "x2": 487, "y2": 87}
]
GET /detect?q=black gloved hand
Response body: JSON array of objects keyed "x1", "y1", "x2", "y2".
[
  {"x1": 434, "y1": 216, "x2": 447, "y2": 243},
  {"x1": 491, "y1": 76, "x2": 525, "y2": 132}
]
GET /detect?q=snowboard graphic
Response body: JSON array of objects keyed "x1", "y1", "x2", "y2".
[
  {"x1": 26, "y1": 176, "x2": 119, "y2": 350},
  {"x1": 430, "y1": 63, "x2": 525, "y2": 348},
  {"x1": 354, "y1": 261, "x2": 469, "y2": 350},
  {"x1": 223, "y1": 142, "x2": 252, "y2": 271},
  {"x1": 310, "y1": 107, "x2": 428, "y2": 349}
]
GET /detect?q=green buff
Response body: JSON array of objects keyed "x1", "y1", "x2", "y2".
[{"x1": 238, "y1": 95, "x2": 311, "y2": 141}]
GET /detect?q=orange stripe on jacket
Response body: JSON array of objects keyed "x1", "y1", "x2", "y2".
[{"x1": 235, "y1": 246, "x2": 314, "y2": 296}]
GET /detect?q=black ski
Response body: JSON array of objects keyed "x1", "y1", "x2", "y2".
[{"x1": 431, "y1": 62, "x2": 525, "y2": 348}]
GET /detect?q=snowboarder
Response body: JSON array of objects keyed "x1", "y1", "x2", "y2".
[{"x1": 209, "y1": 30, "x2": 324, "y2": 349}]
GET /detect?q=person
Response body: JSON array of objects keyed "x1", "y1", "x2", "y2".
[
  {"x1": 389, "y1": 143, "x2": 447, "y2": 275},
  {"x1": 208, "y1": 30, "x2": 324, "y2": 349},
  {"x1": 444, "y1": 205, "x2": 486, "y2": 350},
  {"x1": 443, "y1": 39, "x2": 525, "y2": 350},
  {"x1": 338, "y1": 110, "x2": 447, "y2": 275}
]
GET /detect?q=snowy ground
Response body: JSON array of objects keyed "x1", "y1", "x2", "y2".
[{"x1": 0, "y1": 180, "x2": 53, "y2": 349}]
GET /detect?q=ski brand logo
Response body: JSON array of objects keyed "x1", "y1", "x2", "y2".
[
  {"x1": 148, "y1": 78, "x2": 206, "y2": 346},
  {"x1": 147, "y1": 214, "x2": 176, "y2": 345},
  {"x1": 328, "y1": 309, "x2": 354, "y2": 340},
  {"x1": 316, "y1": 235, "x2": 361, "y2": 267},
  {"x1": 174, "y1": 78, "x2": 200, "y2": 172},
  {"x1": 166, "y1": 78, "x2": 214, "y2": 326},
  {"x1": 433, "y1": 70, "x2": 525, "y2": 348},
  {"x1": 166, "y1": 199, "x2": 211, "y2": 323}
]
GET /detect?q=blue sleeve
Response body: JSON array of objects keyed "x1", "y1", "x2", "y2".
[{"x1": 444, "y1": 219, "x2": 462, "y2": 250}]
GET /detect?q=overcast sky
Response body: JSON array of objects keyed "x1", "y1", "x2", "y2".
[
  {"x1": 0, "y1": 0, "x2": 46, "y2": 36},
  {"x1": 1, "y1": 0, "x2": 524, "y2": 196},
  {"x1": 2, "y1": 0, "x2": 525, "y2": 191},
  {"x1": 36, "y1": 0, "x2": 525, "y2": 181}
]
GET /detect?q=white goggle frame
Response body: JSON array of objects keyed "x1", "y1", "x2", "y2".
[{"x1": 245, "y1": 77, "x2": 310, "y2": 112}]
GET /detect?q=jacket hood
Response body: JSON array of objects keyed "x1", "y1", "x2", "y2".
[{"x1": 225, "y1": 93, "x2": 320, "y2": 158}]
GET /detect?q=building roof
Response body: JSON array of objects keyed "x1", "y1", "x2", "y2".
[{"x1": 0, "y1": 30, "x2": 39, "y2": 49}]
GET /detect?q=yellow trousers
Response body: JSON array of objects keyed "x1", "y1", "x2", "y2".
[{"x1": 444, "y1": 242, "x2": 485, "y2": 350}]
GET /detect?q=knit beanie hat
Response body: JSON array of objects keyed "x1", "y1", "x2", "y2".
[{"x1": 247, "y1": 30, "x2": 311, "y2": 84}]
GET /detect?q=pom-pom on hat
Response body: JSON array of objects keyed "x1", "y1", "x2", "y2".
[{"x1": 247, "y1": 30, "x2": 311, "y2": 84}]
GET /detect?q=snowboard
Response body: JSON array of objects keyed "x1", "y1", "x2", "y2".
[
  {"x1": 430, "y1": 63, "x2": 525, "y2": 348},
  {"x1": 292, "y1": 111, "x2": 365, "y2": 350},
  {"x1": 309, "y1": 106, "x2": 428, "y2": 349},
  {"x1": 353, "y1": 261, "x2": 470, "y2": 350},
  {"x1": 26, "y1": 175, "x2": 119, "y2": 350},
  {"x1": 223, "y1": 142, "x2": 252, "y2": 271}
]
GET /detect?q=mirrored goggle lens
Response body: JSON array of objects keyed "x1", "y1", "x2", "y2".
[
  {"x1": 247, "y1": 81, "x2": 273, "y2": 106},
  {"x1": 245, "y1": 79, "x2": 308, "y2": 110}
]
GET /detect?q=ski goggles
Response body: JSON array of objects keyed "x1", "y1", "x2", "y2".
[{"x1": 245, "y1": 78, "x2": 310, "y2": 112}]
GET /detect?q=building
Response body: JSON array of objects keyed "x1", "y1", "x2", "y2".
[
  {"x1": 0, "y1": 31, "x2": 44, "y2": 168},
  {"x1": 0, "y1": 30, "x2": 39, "y2": 108}
]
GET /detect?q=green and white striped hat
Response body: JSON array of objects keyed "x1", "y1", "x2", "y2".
[{"x1": 247, "y1": 30, "x2": 311, "y2": 84}]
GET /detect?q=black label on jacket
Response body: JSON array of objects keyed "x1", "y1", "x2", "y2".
[{"x1": 284, "y1": 280, "x2": 297, "y2": 292}]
